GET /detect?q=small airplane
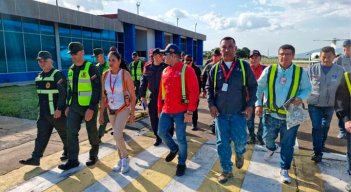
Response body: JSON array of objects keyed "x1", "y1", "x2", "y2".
[{"x1": 313, "y1": 38, "x2": 349, "y2": 49}]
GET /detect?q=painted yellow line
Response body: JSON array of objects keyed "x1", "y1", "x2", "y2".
[
  {"x1": 197, "y1": 144, "x2": 254, "y2": 192},
  {"x1": 121, "y1": 136, "x2": 206, "y2": 192},
  {"x1": 282, "y1": 150, "x2": 324, "y2": 192},
  {"x1": 0, "y1": 137, "x2": 95, "y2": 192},
  {"x1": 44, "y1": 135, "x2": 154, "y2": 192}
]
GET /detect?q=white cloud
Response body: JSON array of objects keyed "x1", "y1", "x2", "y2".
[
  {"x1": 236, "y1": 13, "x2": 271, "y2": 30},
  {"x1": 165, "y1": 8, "x2": 189, "y2": 19},
  {"x1": 200, "y1": 12, "x2": 237, "y2": 30}
]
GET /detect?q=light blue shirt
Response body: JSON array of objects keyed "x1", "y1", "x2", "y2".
[{"x1": 256, "y1": 64, "x2": 312, "y2": 119}]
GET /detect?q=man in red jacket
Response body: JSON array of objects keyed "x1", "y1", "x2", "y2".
[{"x1": 158, "y1": 44, "x2": 199, "y2": 177}]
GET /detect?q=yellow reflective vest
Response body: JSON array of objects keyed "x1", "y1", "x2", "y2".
[
  {"x1": 131, "y1": 60, "x2": 142, "y2": 81},
  {"x1": 68, "y1": 62, "x2": 92, "y2": 106},
  {"x1": 35, "y1": 69, "x2": 59, "y2": 115}
]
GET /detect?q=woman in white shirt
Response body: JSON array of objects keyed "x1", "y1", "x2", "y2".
[{"x1": 99, "y1": 51, "x2": 136, "y2": 173}]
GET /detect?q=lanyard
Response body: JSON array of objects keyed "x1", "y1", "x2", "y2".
[
  {"x1": 220, "y1": 61, "x2": 236, "y2": 82},
  {"x1": 110, "y1": 70, "x2": 119, "y2": 94}
]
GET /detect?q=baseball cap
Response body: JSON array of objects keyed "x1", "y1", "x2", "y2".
[
  {"x1": 36, "y1": 51, "x2": 52, "y2": 60},
  {"x1": 92, "y1": 48, "x2": 104, "y2": 57},
  {"x1": 212, "y1": 48, "x2": 221, "y2": 56},
  {"x1": 160, "y1": 44, "x2": 181, "y2": 55},
  {"x1": 67, "y1": 42, "x2": 84, "y2": 54},
  {"x1": 343, "y1": 39, "x2": 351, "y2": 47},
  {"x1": 152, "y1": 48, "x2": 162, "y2": 55},
  {"x1": 132, "y1": 52, "x2": 138, "y2": 57},
  {"x1": 249, "y1": 50, "x2": 261, "y2": 58}
]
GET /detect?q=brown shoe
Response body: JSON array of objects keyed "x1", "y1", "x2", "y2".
[{"x1": 218, "y1": 172, "x2": 233, "y2": 184}]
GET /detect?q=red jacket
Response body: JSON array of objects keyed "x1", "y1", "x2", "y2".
[{"x1": 158, "y1": 61, "x2": 199, "y2": 114}]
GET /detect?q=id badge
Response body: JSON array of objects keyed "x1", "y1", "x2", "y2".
[{"x1": 221, "y1": 83, "x2": 228, "y2": 92}]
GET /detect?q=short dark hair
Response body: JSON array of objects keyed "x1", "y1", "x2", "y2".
[
  {"x1": 220, "y1": 37, "x2": 236, "y2": 45},
  {"x1": 320, "y1": 46, "x2": 336, "y2": 55},
  {"x1": 108, "y1": 51, "x2": 121, "y2": 60},
  {"x1": 279, "y1": 44, "x2": 295, "y2": 55}
]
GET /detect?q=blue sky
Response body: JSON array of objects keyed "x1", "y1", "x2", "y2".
[{"x1": 37, "y1": 0, "x2": 350, "y2": 55}]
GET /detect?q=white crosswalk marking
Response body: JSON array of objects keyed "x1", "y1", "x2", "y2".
[
  {"x1": 84, "y1": 144, "x2": 169, "y2": 192},
  {"x1": 163, "y1": 142, "x2": 217, "y2": 192}
]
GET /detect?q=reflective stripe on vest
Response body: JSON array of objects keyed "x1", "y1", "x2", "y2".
[
  {"x1": 68, "y1": 62, "x2": 92, "y2": 106},
  {"x1": 213, "y1": 59, "x2": 246, "y2": 89},
  {"x1": 345, "y1": 72, "x2": 351, "y2": 96},
  {"x1": 35, "y1": 69, "x2": 59, "y2": 115},
  {"x1": 161, "y1": 64, "x2": 188, "y2": 103},
  {"x1": 266, "y1": 64, "x2": 302, "y2": 115},
  {"x1": 131, "y1": 60, "x2": 142, "y2": 81}
]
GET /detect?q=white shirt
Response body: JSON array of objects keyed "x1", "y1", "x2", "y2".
[{"x1": 105, "y1": 70, "x2": 125, "y2": 110}]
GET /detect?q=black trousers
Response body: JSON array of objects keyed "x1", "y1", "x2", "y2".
[
  {"x1": 148, "y1": 99, "x2": 174, "y2": 142},
  {"x1": 32, "y1": 114, "x2": 68, "y2": 159}
]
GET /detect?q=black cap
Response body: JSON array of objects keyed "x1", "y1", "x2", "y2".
[
  {"x1": 132, "y1": 52, "x2": 138, "y2": 57},
  {"x1": 36, "y1": 51, "x2": 52, "y2": 60},
  {"x1": 92, "y1": 48, "x2": 104, "y2": 57},
  {"x1": 161, "y1": 44, "x2": 181, "y2": 55},
  {"x1": 67, "y1": 42, "x2": 84, "y2": 54},
  {"x1": 212, "y1": 48, "x2": 221, "y2": 56},
  {"x1": 152, "y1": 48, "x2": 162, "y2": 55},
  {"x1": 343, "y1": 39, "x2": 351, "y2": 47},
  {"x1": 249, "y1": 50, "x2": 261, "y2": 58}
]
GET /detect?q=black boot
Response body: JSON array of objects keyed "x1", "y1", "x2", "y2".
[
  {"x1": 19, "y1": 157, "x2": 40, "y2": 166},
  {"x1": 165, "y1": 148, "x2": 179, "y2": 162},
  {"x1": 58, "y1": 160, "x2": 80, "y2": 170},
  {"x1": 176, "y1": 164, "x2": 186, "y2": 176},
  {"x1": 86, "y1": 156, "x2": 98, "y2": 166}
]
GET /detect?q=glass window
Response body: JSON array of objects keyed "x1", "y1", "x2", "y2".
[
  {"x1": 5, "y1": 32, "x2": 25, "y2": 72},
  {"x1": 71, "y1": 38, "x2": 82, "y2": 43},
  {"x1": 71, "y1": 25, "x2": 82, "y2": 38},
  {"x1": 110, "y1": 31, "x2": 116, "y2": 41},
  {"x1": 102, "y1": 41, "x2": 116, "y2": 54},
  {"x1": 93, "y1": 40, "x2": 101, "y2": 49},
  {"x1": 3, "y1": 14, "x2": 22, "y2": 32},
  {"x1": 59, "y1": 24, "x2": 70, "y2": 37},
  {"x1": 118, "y1": 42, "x2": 124, "y2": 59},
  {"x1": 0, "y1": 14, "x2": 3, "y2": 31},
  {"x1": 22, "y1": 17, "x2": 39, "y2": 34},
  {"x1": 40, "y1": 20, "x2": 54, "y2": 35},
  {"x1": 41, "y1": 35, "x2": 57, "y2": 68},
  {"x1": 101, "y1": 30, "x2": 109, "y2": 40},
  {"x1": 0, "y1": 31, "x2": 6, "y2": 73},
  {"x1": 92, "y1": 29, "x2": 101, "y2": 40},
  {"x1": 118, "y1": 33, "x2": 124, "y2": 43},
  {"x1": 24, "y1": 34, "x2": 41, "y2": 72},
  {"x1": 59, "y1": 37, "x2": 72, "y2": 69},
  {"x1": 83, "y1": 39, "x2": 93, "y2": 56},
  {"x1": 82, "y1": 27, "x2": 91, "y2": 38}
]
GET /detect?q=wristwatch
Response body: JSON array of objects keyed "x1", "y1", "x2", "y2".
[{"x1": 186, "y1": 110, "x2": 193, "y2": 115}]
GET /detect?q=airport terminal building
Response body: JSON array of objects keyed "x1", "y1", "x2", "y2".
[{"x1": 0, "y1": 0, "x2": 206, "y2": 84}]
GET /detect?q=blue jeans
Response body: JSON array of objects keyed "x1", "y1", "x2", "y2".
[
  {"x1": 263, "y1": 114, "x2": 299, "y2": 170},
  {"x1": 247, "y1": 112, "x2": 263, "y2": 138},
  {"x1": 215, "y1": 114, "x2": 247, "y2": 173},
  {"x1": 158, "y1": 112, "x2": 188, "y2": 165},
  {"x1": 308, "y1": 105, "x2": 334, "y2": 155},
  {"x1": 347, "y1": 132, "x2": 351, "y2": 173}
]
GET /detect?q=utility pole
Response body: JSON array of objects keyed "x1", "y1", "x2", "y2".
[
  {"x1": 195, "y1": 23, "x2": 197, "y2": 32},
  {"x1": 77, "y1": 5, "x2": 80, "y2": 11},
  {"x1": 136, "y1": 1, "x2": 141, "y2": 15},
  {"x1": 177, "y1": 17, "x2": 179, "y2": 27}
]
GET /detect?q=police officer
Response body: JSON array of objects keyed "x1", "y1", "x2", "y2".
[
  {"x1": 140, "y1": 48, "x2": 174, "y2": 146},
  {"x1": 19, "y1": 51, "x2": 68, "y2": 166},
  {"x1": 58, "y1": 42, "x2": 101, "y2": 170},
  {"x1": 129, "y1": 52, "x2": 144, "y2": 104},
  {"x1": 93, "y1": 48, "x2": 109, "y2": 142}
]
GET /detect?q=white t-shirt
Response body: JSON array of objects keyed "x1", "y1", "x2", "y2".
[
  {"x1": 224, "y1": 61, "x2": 232, "y2": 69},
  {"x1": 104, "y1": 70, "x2": 125, "y2": 110}
]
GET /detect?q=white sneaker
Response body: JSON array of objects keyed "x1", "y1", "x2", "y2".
[
  {"x1": 113, "y1": 159, "x2": 122, "y2": 172},
  {"x1": 264, "y1": 145, "x2": 279, "y2": 161},
  {"x1": 121, "y1": 158, "x2": 129, "y2": 174},
  {"x1": 280, "y1": 169, "x2": 291, "y2": 184}
]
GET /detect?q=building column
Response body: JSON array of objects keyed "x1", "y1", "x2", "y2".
[
  {"x1": 123, "y1": 23, "x2": 136, "y2": 63},
  {"x1": 186, "y1": 37, "x2": 193, "y2": 56},
  {"x1": 155, "y1": 30, "x2": 164, "y2": 49},
  {"x1": 172, "y1": 34, "x2": 180, "y2": 47},
  {"x1": 196, "y1": 40, "x2": 203, "y2": 66},
  {"x1": 54, "y1": 23, "x2": 62, "y2": 70}
]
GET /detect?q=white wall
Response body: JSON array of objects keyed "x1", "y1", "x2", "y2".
[{"x1": 146, "y1": 29, "x2": 155, "y2": 61}]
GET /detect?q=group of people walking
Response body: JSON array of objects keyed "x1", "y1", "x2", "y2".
[{"x1": 17, "y1": 36, "x2": 351, "y2": 190}]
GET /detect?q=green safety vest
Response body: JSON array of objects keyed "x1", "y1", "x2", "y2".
[
  {"x1": 266, "y1": 64, "x2": 302, "y2": 115},
  {"x1": 96, "y1": 62, "x2": 109, "y2": 74},
  {"x1": 35, "y1": 69, "x2": 59, "y2": 115},
  {"x1": 213, "y1": 59, "x2": 246, "y2": 88},
  {"x1": 161, "y1": 64, "x2": 188, "y2": 103},
  {"x1": 131, "y1": 60, "x2": 142, "y2": 81},
  {"x1": 345, "y1": 72, "x2": 351, "y2": 96},
  {"x1": 67, "y1": 62, "x2": 92, "y2": 106}
]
